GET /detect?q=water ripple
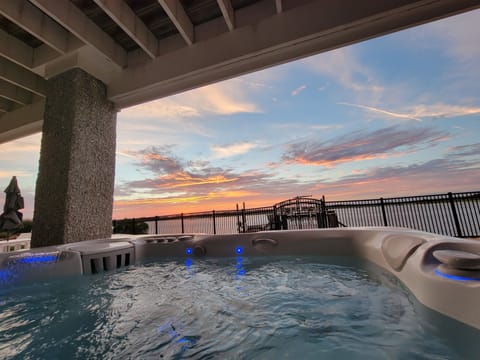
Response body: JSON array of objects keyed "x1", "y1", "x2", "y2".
[{"x1": 0, "y1": 257, "x2": 463, "y2": 359}]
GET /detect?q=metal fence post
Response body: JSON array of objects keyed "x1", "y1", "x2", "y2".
[
  {"x1": 181, "y1": 213, "x2": 185, "y2": 234},
  {"x1": 155, "y1": 216, "x2": 158, "y2": 234},
  {"x1": 321, "y1": 195, "x2": 327, "y2": 228},
  {"x1": 380, "y1": 197, "x2": 388, "y2": 226},
  {"x1": 241, "y1": 206, "x2": 246, "y2": 233},
  {"x1": 236, "y1": 204, "x2": 241, "y2": 233},
  {"x1": 131, "y1": 218, "x2": 136, "y2": 234},
  {"x1": 212, "y1": 210, "x2": 216, "y2": 234},
  {"x1": 448, "y1": 192, "x2": 462, "y2": 237},
  {"x1": 273, "y1": 205, "x2": 280, "y2": 230}
]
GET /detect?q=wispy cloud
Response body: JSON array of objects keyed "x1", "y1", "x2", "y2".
[
  {"x1": 115, "y1": 190, "x2": 257, "y2": 207},
  {"x1": 310, "y1": 124, "x2": 344, "y2": 131},
  {"x1": 137, "y1": 146, "x2": 184, "y2": 175},
  {"x1": 210, "y1": 142, "x2": 259, "y2": 158},
  {"x1": 448, "y1": 143, "x2": 480, "y2": 157},
  {"x1": 116, "y1": 151, "x2": 137, "y2": 159},
  {"x1": 311, "y1": 157, "x2": 480, "y2": 201},
  {"x1": 120, "y1": 99, "x2": 199, "y2": 119},
  {"x1": 272, "y1": 123, "x2": 343, "y2": 131},
  {"x1": 117, "y1": 116, "x2": 214, "y2": 139},
  {"x1": 303, "y1": 47, "x2": 384, "y2": 103},
  {"x1": 317, "y1": 83, "x2": 328, "y2": 91},
  {"x1": 407, "y1": 104, "x2": 480, "y2": 119},
  {"x1": 338, "y1": 102, "x2": 480, "y2": 122},
  {"x1": 291, "y1": 85, "x2": 306, "y2": 96},
  {"x1": 0, "y1": 133, "x2": 41, "y2": 153},
  {"x1": 425, "y1": 9, "x2": 480, "y2": 67},
  {"x1": 114, "y1": 150, "x2": 480, "y2": 217},
  {"x1": 282, "y1": 126, "x2": 448, "y2": 167},
  {"x1": 399, "y1": 9, "x2": 480, "y2": 94},
  {"x1": 119, "y1": 146, "x2": 245, "y2": 195},
  {"x1": 338, "y1": 158, "x2": 479, "y2": 190},
  {"x1": 112, "y1": 118, "x2": 478, "y2": 217},
  {"x1": 193, "y1": 83, "x2": 260, "y2": 114},
  {"x1": 121, "y1": 78, "x2": 261, "y2": 120},
  {"x1": 338, "y1": 102, "x2": 421, "y2": 121},
  {"x1": 114, "y1": 146, "x2": 318, "y2": 216}
]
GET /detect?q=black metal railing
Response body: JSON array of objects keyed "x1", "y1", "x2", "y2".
[
  {"x1": 113, "y1": 191, "x2": 480, "y2": 238},
  {"x1": 325, "y1": 191, "x2": 480, "y2": 238}
]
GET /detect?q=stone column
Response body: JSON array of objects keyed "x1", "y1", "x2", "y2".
[{"x1": 31, "y1": 68, "x2": 116, "y2": 247}]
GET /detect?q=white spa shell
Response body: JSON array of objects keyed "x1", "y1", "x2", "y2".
[{"x1": 1, "y1": 228, "x2": 479, "y2": 332}]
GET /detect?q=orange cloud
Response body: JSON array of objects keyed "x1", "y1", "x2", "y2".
[
  {"x1": 154, "y1": 172, "x2": 239, "y2": 188},
  {"x1": 289, "y1": 153, "x2": 386, "y2": 168},
  {"x1": 144, "y1": 154, "x2": 172, "y2": 162},
  {"x1": 282, "y1": 126, "x2": 448, "y2": 168},
  {"x1": 120, "y1": 78, "x2": 261, "y2": 120},
  {"x1": 113, "y1": 190, "x2": 259, "y2": 217}
]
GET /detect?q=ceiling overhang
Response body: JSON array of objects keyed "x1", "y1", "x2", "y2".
[{"x1": 1, "y1": 0, "x2": 479, "y2": 143}]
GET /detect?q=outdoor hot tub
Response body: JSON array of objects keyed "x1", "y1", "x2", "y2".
[{"x1": 0, "y1": 228, "x2": 479, "y2": 358}]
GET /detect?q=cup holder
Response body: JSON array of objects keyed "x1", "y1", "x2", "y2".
[{"x1": 193, "y1": 246, "x2": 206, "y2": 257}]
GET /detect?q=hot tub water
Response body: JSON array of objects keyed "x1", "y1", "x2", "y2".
[{"x1": 0, "y1": 256, "x2": 459, "y2": 359}]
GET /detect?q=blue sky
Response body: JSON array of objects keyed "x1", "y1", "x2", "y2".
[{"x1": 2, "y1": 9, "x2": 479, "y2": 219}]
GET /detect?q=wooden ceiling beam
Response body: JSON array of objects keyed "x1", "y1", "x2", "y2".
[
  {"x1": 30, "y1": 0, "x2": 127, "y2": 69},
  {"x1": 0, "y1": 57, "x2": 46, "y2": 96},
  {"x1": 93, "y1": 0, "x2": 159, "y2": 59},
  {"x1": 0, "y1": 0, "x2": 72, "y2": 54},
  {"x1": 217, "y1": 0, "x2": 235, "y2": 31},
  {"x1": 157, "y1": 0, "x2": 194, "y2": 45},
  {"x1": 275, "y1": 0, "x2": 283, "y2": 14},
  {"x1": 0, "y1": 79, "x2": 33, "y2": 105}
]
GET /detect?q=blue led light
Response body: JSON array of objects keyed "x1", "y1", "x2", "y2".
[
  {"x1": 235, "y1": 246, "x2": 243, "y2": 254},
  {"x1": 434, "y1": 268, "x2": 480, "y2": 282},
  {"x1": 235, "y1": 256, "x2": 245, "y2": 277},
  {"x1": 237, "y1": 269, "x2": 246, "y2": 276},
  {"x1": 185, "y1": 247, "x2": 193, "y2": 255},
  {"x1": 185, "y1": 258, "x2": 193, "y2": 268},
  {"x1": 0, "y1": 269, "x2": 13, "y2": 284},
  {"x1": 16, "y1": 254, "x2": 58, "y2": 264}
]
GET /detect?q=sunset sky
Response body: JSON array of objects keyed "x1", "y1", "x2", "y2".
[{"x1": 1, "y1": 9, "x2": 479, "y2": 220}]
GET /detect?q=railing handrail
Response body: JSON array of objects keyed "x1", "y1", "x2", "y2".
[
  {"x1": 113, "y1": 190, "x2": 480, "y2": 238},
  {"x1": 114, "y1": 191, "x2": 479, "y2": 221}
]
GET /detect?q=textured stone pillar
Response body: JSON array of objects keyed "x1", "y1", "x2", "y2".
[{"x1": 31, "y1": 68, "x2": 116, "y2": 247}]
